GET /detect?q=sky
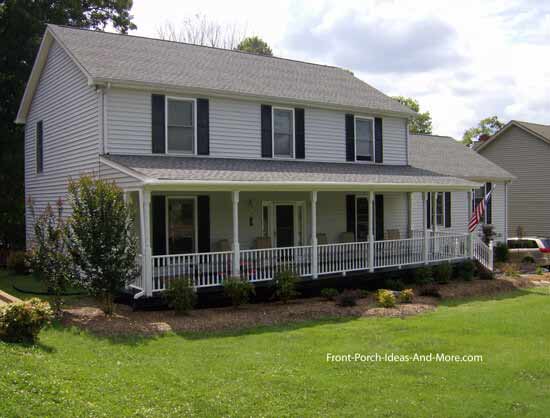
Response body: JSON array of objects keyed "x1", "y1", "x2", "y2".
[{"x1": 130, "y1": 0, "x2": 550, "y2": 139}]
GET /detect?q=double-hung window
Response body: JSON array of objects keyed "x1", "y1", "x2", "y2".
[
  {"x1": 166, "y1": 98, "x2": 195, "y2": 154},
  {"x1": 355, "y1": 117, "x2": 374, "y2": 161},
  {"x1": 436, "y1": 192, "x2": 444, "y2": 226},
  {"x1": 273, "y1": 108, "x2": 294, "y2": 158}
]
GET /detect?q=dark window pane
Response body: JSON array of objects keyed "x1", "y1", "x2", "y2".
[
  {"x1": 274, "y1": 109, "x2": 293, "y2": 157},
  {"x1": 168, "y1": 199, "x2": 195, "y2": 254},
  {"x1": 168, "y1": 100, "x2": 193, "y2": 126},
  {"x1": 168, "y1": 126, "x2": 194, "y2": 152},
  {"x1": 356, "y1": 197, "x2": 369, "y2": 241},
  {"x1": 356, "y1": 119, "x2": 373, "y2": 158}
]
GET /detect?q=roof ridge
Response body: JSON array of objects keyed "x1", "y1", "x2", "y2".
[{"x1": 47, "y1": 24, "x2": 348, "y2": 73}]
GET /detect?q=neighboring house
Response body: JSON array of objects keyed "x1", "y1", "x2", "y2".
[
  {"x1": 17, "y1": 25, "x2": 503, "y2": 298},
  {"x1": 475, "y1": 120, "x2": 550, "y2": 238}
]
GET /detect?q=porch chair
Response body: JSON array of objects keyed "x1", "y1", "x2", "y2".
[
  {"x1": 214, "y1": 239, "x2": 231, "y2": 252},
  {"x1": 384, "y1": 229, "x2": 401, "y2": 240},
  {"x1": 339, "y1": 232, "x2": 355, "y2": 243}
]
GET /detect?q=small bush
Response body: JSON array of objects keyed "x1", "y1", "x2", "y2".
[
  {"x1": 382, "y1": 278, "x2": 405, "y2": 291},
  {"x1": 165, "y1": 277, "x2": 196, "y2": 315},
  {"x1": 336, "y1": 289, "x2": 362, "y2": 307},
  {"x1": 274, "y1": 270, "x2": 299, "y2": 303},
  {"x1": 433, "y1": 262, "x2": 452, "y2": 284},
  {"x1": 359, "y1": 289, "x2": 370, "y2": 299},
  {"x1": 535, "y1": 266, "x2": 545, "y2": 275},
  {"x1": 413, "y1": 266, "x2": 433, "y2": 284},
  {"x1": 521, "y1": 255, "x2": 535, "y2": 264},
  {"x1": 7, "y1": 251, "x2": 28, "y2": 275},
  {"x1": 454, "y1": 260, "x2": 475, "y2": 281},
  {"x1": 419, "y1": 285, "x2": 441, "y2": 298},
  {"x1": 223, "y1": 276, "x2": 255, "y2": 308},
  {"x1": 376, "y1": 289, "x2": 396, "y2": 308},
  {"x1": 320, "y1": 288, "x2": 339, "y2": 301},
  {"x1": 501, "y1": 263, "x2": 520, "y2": 278},
  {"x1": 399, "y1": 288, "x2": 414, "y2": 303},
  {"x1": 478, "y1": 267, "x2": 494, "y2": 280},
  {"x1": 0, "y1": 298, "x2": 53, "y2": 343},
  {"x1": 494, "y1": 243, "x2": 509, "y2": 263}
]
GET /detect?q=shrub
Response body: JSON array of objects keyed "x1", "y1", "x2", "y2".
[
  {"x1": 66, "y1": 176, "x2": 140, "y2": 315},
  {"x1": 433, "y1": 262, "x2": 452, "y2": 284},
  {"x1": 359, "y1": 289, "x2": 370, "y2": 299},
  {"x1": 413, "y1": 266, "x2": 433, "y2": 284},
  {"x1": 320, "y1": 288, "x2": 339, "y2": 301},
  {"x1": 494, "y1": 242, "x2": 509, "y2": 263},
  {"x1": 455, "y1": 260, "x2": 475, "y2": 281},
  {"x1": 478, "y1": 266, "x2": 494, "y2": 280},
  {"x1": 535, "y1": 266, "x2": 544, "y2": 275},
  {"x1": 165, "y1": 277, "x2": 196, "y2": 315},
  {"x1": 0, "y1": 298, "x2": 53, "y2": 343},
  {"x1": 6, "y1": 251, "x2": 28, "y2": 275},
  {"x1": 521, "y1": 255, "x2": 535, "y2": 264},
  {"x1": 399, "y1": 288, "x2": 414, "y2": 303},
  {"x1": 382, "y1": 278, "x2": 405, "y2": 291},
  {"x1": 501, "y1": 263, "x2": 520, "y2": 278},
  {"x1": 223, "y1": 276, "x2": 255, "y2": 308},
  {"x1": 274, "y1": 270, "x2": 299, "y2": 303},
  {"x1": 376, "y1": 289, "x2": 396, "y2": 308},
  {"x1": 336, "y1": 289, "x2": 362, "y2": 307}
]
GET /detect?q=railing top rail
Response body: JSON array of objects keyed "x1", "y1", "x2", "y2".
[
  {"x1": 152, "y1": 250, "x2": 233, "y2": 259},
  {"x1": 240, "y1": 245, "x2": 313, "y2": 252}
]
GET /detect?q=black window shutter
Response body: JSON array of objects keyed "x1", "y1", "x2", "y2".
[
  {"x1": 375, "y1": 194, "x2": 384, "y2": 241},
  {"x1": 375, "y1": 117, "x2": 383, "y2": 163},
  {"x1": 261, "y1": 105, "x2": 272, "y2": 158},
  {"x1": 485, "y1": 182, "x2": 492, "y2": 224},
  {"x1": 345, "y1": 114, "x2": 355, "y2": 161},
  {"x1": 444, "y1": 192, "x2": 452, "y2": 228},
  {"x1": 152, "y1": 94, "x2": 166, "y2": 154},
  {"x1": 197, "y1": 98, "x2": 209, "y2": 155},
  {"x1": 152, "y1": 195, "x2": 166, "y2": 255},
  {"x1": 426, "y1": 193, "x2": 432, "y2": 229},
  {"x1": 346, "y1": 195, "x2": 356, "y2": 237},
  {"x1": 295, "y1": 108, "x2": 305, "y2": 159},
  {"x1": 197, "y1": 195, "x2": 211, "y2": 252}
]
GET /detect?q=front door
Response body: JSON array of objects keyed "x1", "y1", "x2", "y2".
[
  {"x1": 168, "y1": 198, "x2": 195, "y2": 254},
  {"x1": 276, "y1": 205, "x2": 294, "y2": 248}
]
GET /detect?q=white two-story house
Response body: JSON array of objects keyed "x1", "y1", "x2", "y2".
[{"x1": 16, "y1": 25, "x2": 513, "y2": 298}]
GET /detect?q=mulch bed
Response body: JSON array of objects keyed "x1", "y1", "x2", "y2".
[{"x1": 60, "y1": 275, "x2": 545, "y2": 337}]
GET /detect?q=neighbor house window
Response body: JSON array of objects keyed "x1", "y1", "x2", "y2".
[
  {"x1": 273, "y1": 108, "x2": 294, "y2": 158},
  {"x1": 166, "y1": 98, "x2": 195, "y2": 154},
  {"x1": 36, "y1": 120, "x2": 43, "y2": 173},
  {"x1": 355, "y1": 117, "x2": 374, "y2": 161},
  {"x1": 167, "y1": 197, "x2": 196, "y2": 254}
]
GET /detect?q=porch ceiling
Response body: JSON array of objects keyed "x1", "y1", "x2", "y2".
[{"x1": 101, "y1": 155, "x2": 480, "y2": 192}]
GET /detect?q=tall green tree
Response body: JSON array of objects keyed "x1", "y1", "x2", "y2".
[
  {"x1": 462, "y1": 116, "x2": 505, "y2": 146},
  {"x1": 392, "y1": 96, "x2": 433, "y2": 134},
  {"x1": 236, "y1": 36, "x2": 273, "y2": 56},
  {"x1": 0, "y1": 0, "x2": 136, "y2": 250}
]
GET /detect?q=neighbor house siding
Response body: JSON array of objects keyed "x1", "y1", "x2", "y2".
[
  {"x1": 24, "y1": 41, "x2": 99, "y2": 244},
  {"x1": 479, "y1": 126, "x2": 550, "y2": 237}
]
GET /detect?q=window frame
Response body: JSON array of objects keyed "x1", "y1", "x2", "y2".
[
  {"x1": 354, "y1": 116, "x2": 375, "y2": 163},
  {"x1": 271, "y1": 106, "x2": 295, "y2": 159},
  {"x1": 435, "y1": 192, "x2": 444, "y2": 227},
  {"x1": 355, "y1": 195, "x2": 377, "y2": 241},
  {"x1": 262, "y1": 200, "x2": 306, "y2": 247},
  {"x1": 36, "y1": 120, "x2": 44, "y2": 174},
  {"x1": 165, "y1": 195, "x2": 198, "y2": 254},
  {"x1": 165, "y1": 96, "x2": 197, "y2": 155}
]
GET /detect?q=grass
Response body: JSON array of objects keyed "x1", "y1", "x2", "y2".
[{"x1": 1, "y1": 270, "x2": 550, "y2": 416}]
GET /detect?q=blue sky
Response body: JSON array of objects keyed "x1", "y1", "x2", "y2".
[{"x1": 131, "y1": 0, "x2": 550, "y2": 139}]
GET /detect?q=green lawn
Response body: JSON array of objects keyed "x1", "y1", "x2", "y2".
[{"x1": 1, "y1": 270, "x2": 550, "y2": 417}]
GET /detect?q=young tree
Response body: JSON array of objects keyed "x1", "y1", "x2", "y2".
[
  {"x1": 462, "y1": 116, "x2": 505, "y2": 146},
  {"x1": 67, "y1": 176, "x2": 139, "y2": 315},
  {"x1": 392, "y1": 96, "x2": 432, "y2": 134},
  {"x1": 236, "y1": 36, "x2": 273, "y2": 56},
  {"x1": 27, "y1": 198, "x2": 75, "y2": 316}
]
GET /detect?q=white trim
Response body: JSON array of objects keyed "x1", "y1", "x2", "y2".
[
  {"x1": 98, "y1": 156, "x2": 148, "y2": 182},
  {"x1": 354, "y1": 116, "x2": 375, "y2": 163},
  {"x1": 165, "y1": 195, "x2": 198, "y2": 254},
  {"x1": 165, "y1": 96, "x2": 197, "y2": 155},
  {"x1": 271, "y1": 106, "x2": 295, "y2": 159}
]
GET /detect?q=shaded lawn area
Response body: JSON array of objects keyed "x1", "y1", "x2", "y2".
[{"x1": 1, "y1": 272, "x2": 550, "y2": 416}]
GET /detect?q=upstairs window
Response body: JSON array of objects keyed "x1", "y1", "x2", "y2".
[
  {"x1": 36, "y1": 121, "x2": 43, "y2": 173},
  {"x1": 355, "y1": 117, "x2": 374, "y2": 161},
  {"x1": 273, "y1": 108, "x2": 294, "y2": 158},
  {"x1": 166, "y1": 98, "x2": 195, "y2": 154}
]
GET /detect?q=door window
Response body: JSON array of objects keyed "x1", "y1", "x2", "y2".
[{"x1": 168, "y1": 198, "x2": 195, "y2": 254}]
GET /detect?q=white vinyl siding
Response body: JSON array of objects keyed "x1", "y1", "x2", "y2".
[
  {"x1": 304, "y1": 108, "x2": 346, "y2": 162},
  {"x1": 24, "y1": 41, "x2": 99, "y2": 244},
  {"x1": 383, "y1": 117, "x2": 408, "y2": 165},
  {"x1": 99, "y1": 163, "x2": 142, "y2": 189}
]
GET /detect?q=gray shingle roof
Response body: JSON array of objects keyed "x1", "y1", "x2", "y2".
[
  {"x1": 514, "y1": 121, "x2": 550, "y2": 142},
  {"x1": 103, "y1": 154, "x2": 479, "y2": 189},
  {"x1": 48, "y1": 25, "x2": 415, "y2": 116},
  {"x1": 410, "y1": 134, "x2": 514, "y2": 181}
]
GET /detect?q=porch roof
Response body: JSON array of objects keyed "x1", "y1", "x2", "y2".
[{"x1": 101, "y1": 155, "x2": 480, "y2": 192}]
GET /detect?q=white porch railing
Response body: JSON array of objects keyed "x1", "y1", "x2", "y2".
[
  {"x1": 374, "y1": 237, "x2": 425, "y2": 268},
  {"x1": 428, "y1": 233, "x2": 469, "y2": 262},
  {"x1": 318, "y1": 241, "x2": 369, "y2": 275},
  {"x1": 473, "y1": 237, "x2": 493, "y2": 271},
  {"x1": 240, "y1": 245, "x2": 312, "y2": 282}
]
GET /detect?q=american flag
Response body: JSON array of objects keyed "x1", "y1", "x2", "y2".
[{"x1": 468, "y1": 188, "x2": 493, "y2": 232}]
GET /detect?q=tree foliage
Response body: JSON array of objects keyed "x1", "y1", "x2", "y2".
[
  {"x1": 66, "y1": 176, "x2": 139, "y2": 315},
  {"x1": 0, "y1": 0, "x2": 136, "y2": 250},
  {"x1": 462, "y1": 116, "x2": 505, "y2": 146},
  {"x1": 392, "y1": 96, "x2": 432, "y2": 134},
  {"x1": 236, "y1": 36, "x2": 273, "y2": 56}
]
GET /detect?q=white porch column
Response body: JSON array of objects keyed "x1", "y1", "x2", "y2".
[
  {"x1": 141, "y1": 189, "x2": 153, "y2": 297},
  {"x1": 232, "y1": 191, "x2": 240, "y2": 277},
  {"x1": 422, "y1": 192, "x2": 429, "y2": 264},
  {"x1": 368, "y1": 191, "x2": 375, "y2": 272},
  {"x1": 310, "y1": 191, "x2": 318, "y2": 279}
]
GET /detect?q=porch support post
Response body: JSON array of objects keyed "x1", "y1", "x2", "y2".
[
  {"x1": 368, "y1": 191, "x2": 375, "y2": 272},
  {"x1": 232, "y1": 191, "x2": 240, "y2": 277},
  {"x1": 422, "y1": 192, "x2": 429, "y2": 265},
  {"x1": 141, "y1": 189, "x2": 153, "y2": 297},
  {"x1": 310, "y1": 191, "x2": 318, "y2": 279}
]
